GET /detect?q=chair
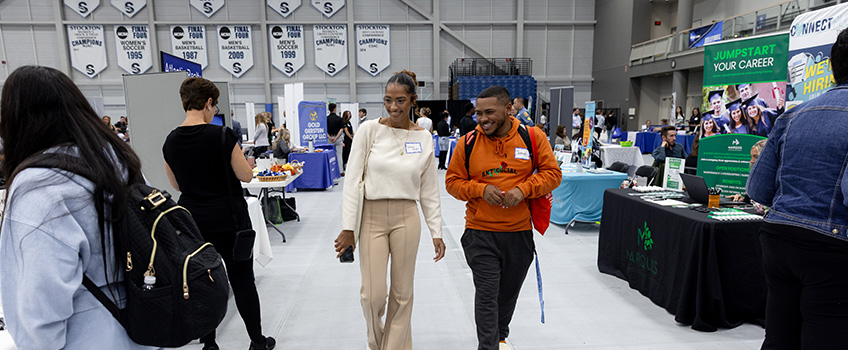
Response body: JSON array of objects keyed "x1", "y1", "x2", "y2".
[
  {"x1": 634, "y1": 165, "x2": 658, "y2": 186},
  {"x1": 607, "y1": 161, "x2": 629, "y2": 173}
]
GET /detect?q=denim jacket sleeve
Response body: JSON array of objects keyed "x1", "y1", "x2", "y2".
[{"x1": 747, "y1": 119, "x2": 785, "y2": 206}]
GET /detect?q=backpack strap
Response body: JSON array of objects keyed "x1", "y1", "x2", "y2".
[
  {"x1": 463, "y1": 131, "x2": 478, "y2": 178},
  {"x1": 82, "y1": 276, "x2": 126, "y2": 326},
  {"x1": 516, "y1": 125, "x2": 536, "y2": 166},
  {"x1": 463, "y1": 125, "x2": 538, "y2": 177},
  {"x1": 221, "y1": 127, "x2": 241, "y2": 230}
]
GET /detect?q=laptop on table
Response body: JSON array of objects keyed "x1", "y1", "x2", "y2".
[{"x1": 679, "y1": 173, "x2": 745, "y2": 206}]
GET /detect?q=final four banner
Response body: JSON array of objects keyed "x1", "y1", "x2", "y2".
[
  {"x1": 786, "y1": 3, "x2": 848, "y2": 108},
  {"x1": 268, "y1": 0, "x2": 301, "y2": 18},
  {"x1": 67, "y1": 25, "x2": 107, "y2": 78},
  {"x1": 217, "y1": 25, "x2": 254, "y2": 78},
  {"x1": 356, "y1": 25, "x2": 390, "y2": 76},
  {"x1": 111, "y1": 0, "x2": 146, "y2": 17},
  {"x1": 171, "y1": 25, "x2": 208, "y2": 69},
  {"x1": 114, "y1": 25, "x2": 152, "y2": 74},
  {"x1": 313, "y1": 25, "x2": 348, "y2": 76},
  {"x1": 65, "y1": 0, "x2": 100, "y2": 18},
  {"x1": 190, "y1": 0, "x2": 224, "y2": 17},
  {"x1": 311, "y1": 0, "x2": 344, "y2": 18},
  {"x1": 270, "y1": 25, "x2": 305, "y2": 77},
  {"x1": 298, "y1": 101, "x2": 328, "y2": 145}
]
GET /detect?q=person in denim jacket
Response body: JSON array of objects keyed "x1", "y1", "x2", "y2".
[{"x1": 747, "y1": 28, "x2": 848, "y2": 349}]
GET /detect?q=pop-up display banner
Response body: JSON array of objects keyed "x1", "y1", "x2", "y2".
[
  {"x1": 297, "y1": 101, "x2": 328, "y2": 145},
  {"x1": 786, "y1": 3, "x2": 848, "y2": 109},
  {"x1": 697, "y1": 134, "x2": 765, "y2": 195}
]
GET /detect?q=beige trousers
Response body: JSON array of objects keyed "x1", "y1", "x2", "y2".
[{"x1": 359, "y1": 199, "x2": 421, "y2": 350}]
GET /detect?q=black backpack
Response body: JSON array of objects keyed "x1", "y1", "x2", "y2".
[{"x1": 22, "y1": 154, "x2": 230, "y2": 347}]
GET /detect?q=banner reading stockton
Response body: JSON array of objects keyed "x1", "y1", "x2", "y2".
[
  {"x1": 786, "y1": 3, "x2": 848, "y2": 108},
  {"x1": 298, "y1": 101, "x2": 328, "y2": 145},
  {"x1": 190, "y1": 0, "x2": 224, "y2": 17},
  {"x1": 65, "y1": 0, "x2": 100, "y2": 18},
  {"x1": 217, "y1": 25, "x2": 254, "y2": 78},
  {"x1": 68, "y1": 25, "x2": 107, "y2": 78},
  {"x1": 111, "y1": 0, "x2": 146, "y2": 17},
  {"x1": 171, "y1": 25, "x2": 208, "y2": 69},
  {"x1": 114, "y1": 25, "x2": 151, "y2": 75},
  {"x1": 313, "y1": 24, "x2": 348, "y2": 76},
  {"x1": 267, "y1": 0, "x2": 301, "y2": 18},
  {"x1": 356, "y1": 24, "x2": 390, "y2": 76},
  {"x1": 270, "y1": 25, "x2": 304, "y2": 77}
]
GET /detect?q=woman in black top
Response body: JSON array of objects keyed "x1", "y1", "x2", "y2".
[
  {"x1": 341, "y1": 110, "x2": 354, "y2": 171},
  {"x1": 436, "y1": 110, "x2": 451, "y2": 170},
  {"x1": 162, "y1": 77, "x2": 276, "y2": 350},
  {"x1": 688, "y1": 107, "x2": 701, "y2": 133}
]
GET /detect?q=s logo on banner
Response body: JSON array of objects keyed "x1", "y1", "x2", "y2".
[
  {"x1": 204, "y1": 1, "x2": 214, "y2": 13},
  {"x1": 323, "y1": 2, "x2": 333, "y2": 13},
  {"x1": 86, "y1": 64, "x2": 95, "y2": 76},
  {"x1": 327, "y1": 63, "x2": 336, "y2": 73},
  {"x1": 79, "y1": 2, "x2": 89, "y2": 13}
]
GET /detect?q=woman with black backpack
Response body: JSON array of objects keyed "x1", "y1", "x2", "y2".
[
  {"x1": 0, "y1": 66, "x2": 153, "y2": 349},
  {"x1": 163, "y1": 77, "x2": 275, "y2": 350}
]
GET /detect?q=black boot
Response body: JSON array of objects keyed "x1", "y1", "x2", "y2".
[{"x1": 248, "y1": 336, "x2": 276, "y2": 350}]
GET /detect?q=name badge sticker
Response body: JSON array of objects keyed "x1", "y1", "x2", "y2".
[
  {"x1": 515, "y1": 147, "x2": 530, "y2": 160},
  {"x1": 405, "y1": 142, "x2": 423, "y2": 154}
]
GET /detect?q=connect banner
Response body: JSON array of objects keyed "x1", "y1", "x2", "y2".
[
  {"x1": 65, "y1": 0, "x2": 99, "y2": 18},
  {"x1": 697, "y1": 134, "x2": 765, "y2": 195},
  {"x1": 786, "y1": 3, "x2": 848, "y2": 108},
  {"x1": 67, "y1": 25, "x2": 107, "y2": 78},
  {"x1": 314, "y1": 24, "x2": 348, "y2": 76},
  {"x1": 270, "y1": 25, "x2": 305, "y2": 77},
  {"x1": 312, "y1": 0, "x2": 344, "y2": 18},
  {"x1": 171, "y1": 25, "x2": 208, "y2": 69},
  {"x1": 114, "y1": 25, "x2": 151, "y2": 75},
  {"x1": 111, "y1": 0, "x2": 146, "y2": 17},
  {"x1": 268, "y1": 0, "x2": 301, "y2": 17},
  {"x1": 190, "y1": 0, "x2": 224, "y2": 17},
  {"x1": 356, "y1": 24, "x2": 391, "y2": 76},
  {"x1": 298, "y1": 101, "x2": 328, "y2": 145},
  {"x1": 217, "y1": 25, "x2": 254, "y2": 78}
]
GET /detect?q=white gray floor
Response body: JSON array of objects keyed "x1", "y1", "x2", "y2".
[{"x1": 178, "y1": 170, "x2": 765, "y2": 350}]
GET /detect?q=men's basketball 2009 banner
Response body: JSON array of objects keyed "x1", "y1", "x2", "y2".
[
  {"x1": 786, "y1": 3, "x2": 848, "y2": 108},
  {"x1": 356, "y1": 25, "x2": 390, "y2": 76},
  {"x1": 270, "y1": 25, "x2": 305, "y2": 76},
  {"x1": 67, "y1": 25, "x2": 107, "y2": 78},
  {"x1": 314, "y1": 25, "x2": 348, "y2": 76},
  {"x1": 701, "y1": 34, "x2": 788, "y2": 138},
  {"x1": 171, "y1": 25, "x2": 208, "y2": 69},
  {"x1": 217, "y1": 25, "x2": 254, "y2": 78},
  {"x1": 298, "y1": 101, "x2": 328, "y2": 145},
  {"x1": 114, "y1": 25, "x2": 151, "y2": 75}
]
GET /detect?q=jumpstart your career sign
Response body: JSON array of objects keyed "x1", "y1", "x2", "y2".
[{"x1": 704, "y1": 34, "x2": 789, "y2": 87}]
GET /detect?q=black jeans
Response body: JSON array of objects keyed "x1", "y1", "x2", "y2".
[
  {"x1": 438, "y1": 151, "x2": 448, "y2": 169},
  {"x1": 759, "y1": 222, "x2": 848, "y2": 350},
  {"x1": 200, "y1": 229, "x2": 264, "y2": 345},
  {"x1": 252, "y1": 146, "x2": 268, "y2": 158},
  {"x1": 461, "y1": 228, "x2": 535, "y2": 350}
]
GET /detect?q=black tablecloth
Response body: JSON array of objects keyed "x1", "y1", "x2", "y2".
[{"x1": 597, "y1": 189, "x2": 766, "y2": 331}]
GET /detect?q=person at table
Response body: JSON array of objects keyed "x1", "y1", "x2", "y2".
[
  {"x1": 437, "y1": 110, "x2": 451, "y2": 170},
  {"x1": 334, "y1": 69, "x2": 445, "y2": 350},
  {"x1": 642, "y1": 119, "x2": 653, "y2": 132},
  {"x1": 555, "y1": 124, "x2": 571, "y2": 150},
  {"x1": 728, "y1": 139, "x2": 767, "y2": 205},
  {"x1": 163, "y1": 77, "x2": 275, "y2": 350},
  {"x1": 342, "y1": 110, "x2": 355, "y2": 172},
  {"x1": 674, "y1": 106, "x2": 686, "y2": 127},
  {"x1": 708, "y1": 89, "x2": 731, "y2": 132},
  {"x1": 0, "y1": 66, "x2": 155, "y2": 350},
  {"x1": 272, "y1": 126, "x2": 291, "y2": 161},
  {"x1": 252, "y1": 112, "x2": 270, "y2": 157},
  {"x1": 726, "y1": 98, "x2": 750, "y2": 134},
  {"x1": 701, "y1": 113, "x2": 720, "y2": 138},
  {"x1": 746, "y1": 28, "x2": 848, "y2": 349},
  {"x1": 688, "y1": 107, "x2": 701, "y2": 133},
  {"x1": 445, "y1": 86, "x2": 561, "y2": 350},
  {"x1": 742, "y1": 94, "x2": 776, "y2": 137},
  {"x1": 459, "y1": 102, "x2": 478, "y2": 136},
  {"x1": 416, "y1": 106, "x2": 433, "y2": 133},
  {"x1": 594, "y1": 109, "x2": 605, "y2": 139},
  {"x1": 263, "y1": 112, "x2": 277, "y2": 146},
  {"x1": 650, "y1": 125, "x2": 687, "y2": 186},
  {"x1": 572, "y1": 108, "x2": 582, "y2": 130}
]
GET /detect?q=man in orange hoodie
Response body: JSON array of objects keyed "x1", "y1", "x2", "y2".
[{"x1": 446, "y1": 86, "x2": 561, "y2": 350}]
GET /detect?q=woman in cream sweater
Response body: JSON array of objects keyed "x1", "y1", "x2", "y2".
[{"x1": 334, "y1": 70, "x2": 445, "y2": 350}]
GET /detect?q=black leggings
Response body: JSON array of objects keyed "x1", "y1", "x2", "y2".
[
  {"x1": 252, "y1": 146, "x2": 268, "y2": 158},
  {"x1": 438, "y1": 151, "x2": 448, "y2": 169},
  {"x1": 759, "y1": 222, "x2": 848, "y2": 349},
  {"x1": 200, "y1": 230, "x2": 264, "y2": 345}
]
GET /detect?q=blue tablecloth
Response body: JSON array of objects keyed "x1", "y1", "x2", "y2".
[
  {"x1": 432, "y1": 135, "x2": 457, "y2": 157},
  {"x1": 550, "y1": 170, "x2": 629, "y2": 224},
  {"x1": 287, "y1": 149, "x2": 340, "y2": 190},
  {"x1": 314, "y1": 144, "x2": 336, "y2": 151},
  {"x1": 621, "y1": 132, "x2": 695, "y2": 155}
]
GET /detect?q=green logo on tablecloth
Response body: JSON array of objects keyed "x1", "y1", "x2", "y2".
[
  {"x1": 638, "y1": 222, "x2": 654, "y2": 251},
  {"x1": 627, "y1": 221, "x2": 658, "y2": 275}
]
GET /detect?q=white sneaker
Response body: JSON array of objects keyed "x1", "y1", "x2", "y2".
[{"x1": 499, "y1": 339, "x2": 512, "y2": 350}]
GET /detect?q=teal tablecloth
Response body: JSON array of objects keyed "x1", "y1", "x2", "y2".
[{"x1": 550, "y1": 170, "x2": 629, "y2": 224}]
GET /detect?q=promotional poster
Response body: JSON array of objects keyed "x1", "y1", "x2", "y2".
[{"x1": 786, "y1": 3, "x2": 848, "y2": 108}]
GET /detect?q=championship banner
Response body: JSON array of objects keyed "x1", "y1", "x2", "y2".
[
  {"x1": 313, "y1": 25, "x2": 348, "y2": 76},
  {"x1": 697, "y1": 134, "x2": 766, "y2": 195},
  {"x1": 297, "y1": 101, "x2": 328, "y2": 145},
  {"x1": 217, "y1": 25, "x2": 254, "y2": 78},
  {"x1": 786, "y1": 3, "x2": 848, "y2": 108},
  {"x1": 270, "y1": 25, "x2": 305, "y2": 77},
  {"x1": 702, "y1": 34, "x2": 788, "y2": 137},
  {"x1": 171, "y1": 25, "x2": 208, "y2": 69},
  {"x1": 190, "y1": 0, "x2": 224, "y2": 18},
  {"x1": 114, "y1": 25, "x2": 152, "y2": 75},
  {"x1": 268, "y1": 0, "x2": 301, "y2": 18},
  {"x1": 65, "y1": 0, "x2": 99, "y2": 18},
  {"x1": 111, "y1": 0, "x2": 146, "y2": 17},
  {"x1": 311, "y1": 0, "x2": 344, "y2": 18},
  {"x1": 67, "y1": 25, "x2": 107, "y2": 78},
  {"x1": 356, "y1": 25, "x2": 390, "y2": 76}
]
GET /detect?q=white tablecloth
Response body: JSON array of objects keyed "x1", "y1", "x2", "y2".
[
  {"x1": 600, "y1": 145, "x2": 644, "y2": 169},
  {"x1": 246, "y1": 197, "x2": 273, "y2": 267}
]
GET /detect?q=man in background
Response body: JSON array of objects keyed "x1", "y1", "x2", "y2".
[
  {"x1": 326, "y1": 103, "x2": 344, "y2": 176},
  {"x1": 358, "y1": 108, "x2": 367, "y2": 123},
  {"x1": 650, "y1": 125, "x2": 687, "y2": 186},
  {"x1": 513, "y1": 97, "x2": 534, "y2": 127},
  {"x1": 459, "y1": 102, "x2": 478, "y2": 136}
]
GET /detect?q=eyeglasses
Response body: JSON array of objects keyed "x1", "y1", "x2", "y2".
[{"x1": 214, "y1": 106, "x2": 220, "y2": 115}]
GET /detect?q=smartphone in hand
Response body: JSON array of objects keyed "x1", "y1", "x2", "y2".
[{"x1": 340, "y1": 245, "x2": 355, "y2": 263}]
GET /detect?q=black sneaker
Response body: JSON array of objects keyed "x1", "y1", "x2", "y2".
[
  {"x1": 202, "y1": 343, "x2": 219, "y2": 350},
  {"x1": 249, "y1": 336, "x2": 276, "y2": 350}
]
